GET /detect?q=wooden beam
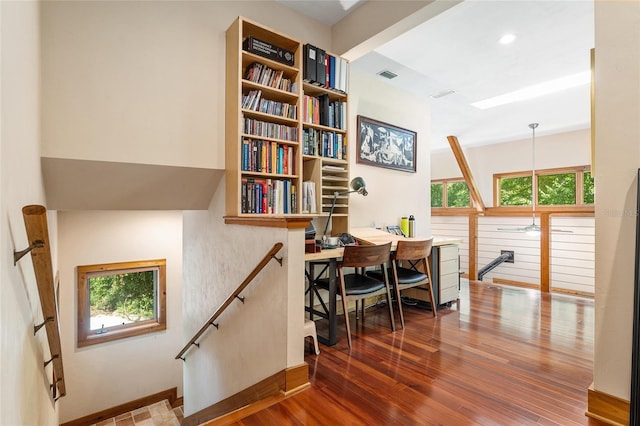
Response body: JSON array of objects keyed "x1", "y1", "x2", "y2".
[
  {"x1": 540, "y1": 213, "x2": 550, "y2": 293},
  {"x1": 446, "y1": 136, "x2": 485, "y2": 212},
  {"x1": 468, "y1": 213, "x2": 478, "y2": 280}
]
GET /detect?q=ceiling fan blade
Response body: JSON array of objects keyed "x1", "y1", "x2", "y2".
[
  {"x1": 550, "y1": 228, "x2": 573, "y2": 233},
  {"x1": 497, "y1": 227, "x2": 527, "y2": 232}
]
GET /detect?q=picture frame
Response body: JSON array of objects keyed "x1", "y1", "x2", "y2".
[{"x1": 356, "y1": 115, "x2": 417, "y2": 173}]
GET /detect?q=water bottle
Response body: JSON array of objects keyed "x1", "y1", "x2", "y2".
[
  {"x1": 400, "y1": 217, "x2": 409, "y2": 236},
  {"x1": 409, "y1": 215, "x2": 415, "y2": 238}
]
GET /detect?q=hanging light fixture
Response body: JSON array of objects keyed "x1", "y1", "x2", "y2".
[{"x1": 498, "y1": 123, "x2": 571, "y2": 235}]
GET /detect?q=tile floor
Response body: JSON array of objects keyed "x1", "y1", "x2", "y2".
[{"x1": 92, "y1": 400, "x2": 183, "y2": 426}]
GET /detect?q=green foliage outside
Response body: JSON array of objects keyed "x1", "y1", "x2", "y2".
[
  {"x1": 447, "y1": 181, "x2": 470, "y2": 207},
  {"x1": 584, "y1": 171, "x2": 595, "y2": 204},
  {"x1": 89, "y1": 270, "x2": 155, "y2": 327},
  {"x1": 431, "y1": 183, "x2": 443, "y2": 207},
  {"x1": 538, "y1": 173, "x2": 576, "y2": 205},
  {"x1": 500, "y1": 176, "x2": 532, "y2": 206}
]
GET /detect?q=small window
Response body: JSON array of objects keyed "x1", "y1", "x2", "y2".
[
  {"x1": 77, "y1": 259, "x2": 166, "y2": 347},
  {"x1": 500, "y1": 175, "x2": 532, "y2": 206},
  {"x1": 583, "y1": 171, "x2": 595, "y2": 204},
  {"x1": 446, "y1": 181, "x2": 470, "y2": 207},
  {"x1": 431, "y1": 183, "x2": 443, "y2": 207}
]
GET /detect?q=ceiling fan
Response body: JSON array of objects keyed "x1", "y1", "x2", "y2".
[{"x1": 498, "y1": 123, "x2": 571, "y2": 236}]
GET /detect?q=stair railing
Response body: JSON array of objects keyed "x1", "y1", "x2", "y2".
[
  {"x1": 14, "y1": 205, "x2": 66, "y2": 401},
  {"x1": 175, "y1": 242, "x2": 284, "y2": 361}
]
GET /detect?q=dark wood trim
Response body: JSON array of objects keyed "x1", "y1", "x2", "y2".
[
  {"x1": 540, "y1": 213, "x2": 550, "y2": 293},
  {"x1": 60, "y1": 387, "x2": 178, "y2": 426},
  {"x1": 223, "y1": 215, "x2": 311, "y2": 228},
  {"x1": 182, "y1": 369, "x2": 290, "y2": 426},
  {"x1": 446, "y1": 136, "x2": 485, "y2": 212},
  {"x1": 468, "y1": 213, "x2": 478, "y2": 280},
  {"x1": 172, "y1": 396, "x2": 184, "y2": 409},
  {"x1": 586, "y1": 384, "x2": 629, "y2": 425}
]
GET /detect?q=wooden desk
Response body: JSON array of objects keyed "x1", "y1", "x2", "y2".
[{"x1": 305, "y1": 229, "x2": 462, "y2": 347}]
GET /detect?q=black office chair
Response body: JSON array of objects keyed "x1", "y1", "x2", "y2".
[
  {"x1": 367, "y1": 238, "x2": 436, "y2": 329},
  {"x1": 315, "y1": 242, "x2": 395, "y2": 349}
]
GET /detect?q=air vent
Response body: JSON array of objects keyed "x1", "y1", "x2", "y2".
[
  {"x1": 377, "y1": 70, "x2": 398, "y2": 80},
  {"x1": 431, "y1": 90, "x2": 456, "y2": 99}
]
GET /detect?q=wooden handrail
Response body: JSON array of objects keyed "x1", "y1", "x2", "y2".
[
  {"x1": 175, "y1": 242, "x2": 284, "y2": 360},
  {"x1": 16, "y1": 205, "x2": 66, "y2": 400}
]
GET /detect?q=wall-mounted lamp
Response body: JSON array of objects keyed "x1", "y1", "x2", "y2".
[{"x1": 322, "y1": 177, "x2": 367, "y2": 247}]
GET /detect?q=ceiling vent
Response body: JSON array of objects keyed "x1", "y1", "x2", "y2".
[
  {"x1": 431, "y1": 90, "x2": 456, "y2": 99},
  {"x1": 377, "y1": 70, "x2": 398, "y2": 80}
]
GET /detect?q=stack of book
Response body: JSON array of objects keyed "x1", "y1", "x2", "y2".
[{"x1": 303, "y1": 44, "x2": 348, "y2": 93}]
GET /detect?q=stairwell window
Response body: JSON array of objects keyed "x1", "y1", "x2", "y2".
[{"x1": 77, "y1": 259, "x2": 166, "y2": 347}]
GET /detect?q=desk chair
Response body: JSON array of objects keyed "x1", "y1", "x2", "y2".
[
  {"x1": 367, "y1": 238, "x2": 436, "y2": 329},
  {"x1": 316, "y1": 242, "x2": 395, "y2": 349}
]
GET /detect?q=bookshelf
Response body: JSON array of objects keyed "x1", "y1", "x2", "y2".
[{"x1": 225, "y1": 17, "x2": 349, "y2": 235}]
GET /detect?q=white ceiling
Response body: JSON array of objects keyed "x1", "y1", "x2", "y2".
[{"x1": 277, "y1": 0, "x2": 594, "y2": 151}]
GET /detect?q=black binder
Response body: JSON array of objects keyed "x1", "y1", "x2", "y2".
[
  {"x1": 315, "y1": 47, "x2": 326, "y2": 86},
  {"x1": 304, "y1": 44, "x2": 317, "y2": 83}
]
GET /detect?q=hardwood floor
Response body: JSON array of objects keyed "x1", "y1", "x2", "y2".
[{"x1": 231, "y1": 280, "x2": 607, "y2": 425}]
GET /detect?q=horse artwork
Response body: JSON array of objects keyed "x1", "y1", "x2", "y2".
[{"x1": 356, "y1": 115, "x2": 416, "y2": 173}]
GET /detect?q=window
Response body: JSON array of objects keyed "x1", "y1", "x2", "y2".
[
  {"x1": 495, "y1": 166, "x2": 593, "y2": 208},
  {"x1": 77, "y1": 259, "x2": 166, "y2": 347},
  {"x1": 431, "y1": 179, "x2": 471, "y2": 208}
]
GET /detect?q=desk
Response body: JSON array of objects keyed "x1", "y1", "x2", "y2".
[{"x1": 305, "y1": 228, "x2": 462, "y2": 346}]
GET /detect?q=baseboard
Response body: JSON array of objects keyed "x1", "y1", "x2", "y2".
[
  {"x1": 183, "y1": 363, "x2": 309, "y2": 426},
  {"x1": 491, "y1": 277, "x2": 539, "y2": 289},
  {"x1": 586, "y1": 384, "x2": 630, "y2": 425},
  {"x1": 61, "y1": 387, "x2": 178, "y2": 426}
]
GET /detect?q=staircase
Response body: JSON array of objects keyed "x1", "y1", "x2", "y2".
[{"x1": 90, "y1": 399, "x2": 183, "y2": 425}]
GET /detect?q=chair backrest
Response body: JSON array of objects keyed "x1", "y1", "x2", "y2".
[
  {"x1": 394, "y1": 238, "x2": 433, "y2": 262},
  {"x1": 340, "y1": 242, "x2": 392, "y2": 268}
]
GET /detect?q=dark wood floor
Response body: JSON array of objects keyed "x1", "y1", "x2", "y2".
[{"x1": 232, "y1": 280, "x2": 606, "y2": 425}]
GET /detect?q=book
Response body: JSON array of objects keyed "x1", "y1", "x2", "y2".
[
  {"x1": 243, "y1": 36, "x2": 294, "y2": 66},
  {"x1": 303, "y1": 44, "x2": 317, "y2": 83},
  {"x1": 315, "y1": 47, "x2": 326, "y2": 86}
]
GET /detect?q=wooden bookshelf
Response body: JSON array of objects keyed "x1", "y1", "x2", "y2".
[{"x1": 225, "y1": 17, "x2": 349, "y2": 234}]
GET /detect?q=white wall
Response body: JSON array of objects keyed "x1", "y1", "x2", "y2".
[
  {"x1": 432, "y1": 129, "x2": 591, "y2": 207},
  {"x1": 183, "y1": 178, "x2": 304, "y2": 416},
  {"x1": 593, "y1": 1, "x2": 640, "y2": 400},
  {"x1": 56, "y1": 211, "x2": 183, "y2": 423},
  {"x1": 348, "y1": 71, "x2": 432, "y2": 236},
  {"x1": 0, "y1": 1, "x2": 59, "y2": 425}
]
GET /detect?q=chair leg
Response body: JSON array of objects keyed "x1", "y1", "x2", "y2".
[
  {"x1": 392, "y1": 263, "x2": 405, "y2": 329},
  {"x1": 339, "y1": 276, "x2": 353, "y2": 349},
  {"x1": 425, "y1": 260, "x2": 437, "y2": 318},
  {"x1": 382, "y1": 267, "x2": 396, "y2": 332}
]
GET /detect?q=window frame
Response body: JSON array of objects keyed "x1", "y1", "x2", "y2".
[
  {"x1": 431, "y1": 178, "x2": 474, "y2": 210},
  {"x1": 493, "y1": 165, "x2": 592, "y2": 210},
  {"x1": 77, "y1": 259, "x2": 167, "y2": 347}
]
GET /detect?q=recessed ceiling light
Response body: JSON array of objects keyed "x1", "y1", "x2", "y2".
[
  {"x1": 471, "y1": 70, "x2": 591, "y2": 109},
  {"x1": 499, "y1": 33, "x2": 516, "y2": 45}
]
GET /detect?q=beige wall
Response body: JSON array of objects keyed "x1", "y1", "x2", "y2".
[
  {"x1": 593, "y1": 1, "x2": 640, "y2": 400},
  {"x1": 56, "y1": 211, "x2": 183, "y2": 423},
  {"x1": 348, "y1": 71, "x2": 432, "y2": 237},
  {"x1": 431, "y1": 129, "x2": 591, "y2": 207}
]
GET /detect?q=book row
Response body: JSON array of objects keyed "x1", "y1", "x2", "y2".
[
  {"x1": 243, "y1": 62, "x2": 296, "y2": 93},
  {"x1": 243, "y1": 117, "x2": 298, "y2": 141},
  {"x1": 242, "y1": 90, "x2": 297, "y2": 119},
  {"x1": 303, "y1": 129, "x2": 346, "y2": 160},
  {"x1": 242, "y1": 138, "x2": 295, "y2": 175},
  {"x1": 241, "y1": 178, "x2": 296, "y2": 214},
  {"x1": 303, "y1": 44, "x2": 348, "y2": 93},
  {"x1": 302, "y1": 94, "x2": 346, "y2": 130}
]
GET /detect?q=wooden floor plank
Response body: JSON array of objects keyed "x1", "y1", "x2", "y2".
[{"x1": 232, "y1": 280, "x2": 608, "y2": 425}]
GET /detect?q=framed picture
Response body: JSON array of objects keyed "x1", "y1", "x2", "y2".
[{"x1": 356, "y1": 115, "x2": 417, "y2": 173}]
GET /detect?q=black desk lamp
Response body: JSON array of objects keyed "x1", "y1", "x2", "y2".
[{"x1": 322, "y1": 177, "x2": 368, "y2": 248}]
